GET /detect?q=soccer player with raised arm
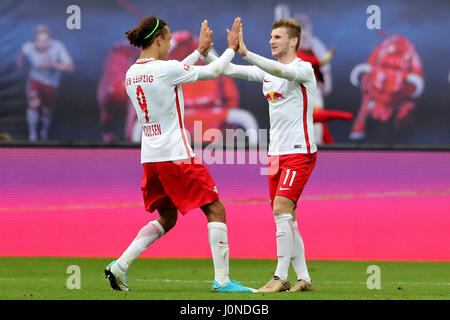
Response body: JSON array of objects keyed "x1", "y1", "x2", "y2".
[
  {"x1": 103, "y1": 15, "x2": 255, "y2": 293},
  {"x1": 204, "y1": 18, "x2": 317, "y2": 292}
]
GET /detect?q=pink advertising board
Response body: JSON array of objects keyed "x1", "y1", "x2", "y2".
[{"x1": 0, "y1": 148, "x2": 449, "y2": 261}]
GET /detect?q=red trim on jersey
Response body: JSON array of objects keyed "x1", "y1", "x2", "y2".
[
  {"x1": 136, "y1": 58, "x2": 155, "y2": 64},
  {"x1": 300, "y1": 84, "x2": 311, "y2": 154},
  {"x1": 174, "y1": 86, "x2": 192, "y2": 158}
]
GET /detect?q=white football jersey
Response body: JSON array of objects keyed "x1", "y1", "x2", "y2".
[
  {"x1": 205, "y1": 52, "x2": 317, "y2": 155},
  {"x1": 22, "y1": 39, "x2": 73, "y2": 87},
  {"x1": 125, "y1": 58, "x2": 199, "y2": 163},
  {"x1": 241, "y1": 56, "x2": 317, "y2": 155}
]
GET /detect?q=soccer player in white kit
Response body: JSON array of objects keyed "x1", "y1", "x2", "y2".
[
  {"x1": 205, "y1": 18, "x2": 317, "y2": 292},
  {"x1": 104, "y1": 15, "x2": 255, "y2": 293},
  {"x1": 17, "y1": 24, "x2": 75, "y2": 141}
]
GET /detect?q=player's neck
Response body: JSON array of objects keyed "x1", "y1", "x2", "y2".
[
  {"x1": 277, "y1": 51, "x2": 297, "y2": 64},
  {"x1": 140, "y1": 46, "x2": 161, "y2": 60}
]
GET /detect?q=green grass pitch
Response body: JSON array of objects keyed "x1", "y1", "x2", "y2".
[{"x1": 0, "y1": 257, "x2": 448, "y2": 300}]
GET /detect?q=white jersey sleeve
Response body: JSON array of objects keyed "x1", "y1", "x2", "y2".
[
  {"x1": 166, "y1": 59, "x2": 201, "y2": 86},
  {"x1": 193, "y1": 48, "x2": 235, "y2": 81},
  {"x1": 244, "y1": 50, "x2": 314, "y2": 83},
  {"x1": 54, "y1": 40, "x2": 73, "y2": 65},
  {"x1": 204, "y1": 52, "x2": 265, "y2": 82},
  {"x1": 181, "y1": 50, "x2": 201, "y2": 65},
  {"x1": 168, "y1": 48, "x2": 235, "y2": 86}
]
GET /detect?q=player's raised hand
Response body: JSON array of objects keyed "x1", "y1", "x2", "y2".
[
  {"x1": 197, "y1": 20, "x2": 214, "y2": 57},
  {"x1": 237, "y1": 23, "x2": 248, "y2": 57},
  {"x1": 226, "y1": 17, "x2": 241, "y2": 51}
]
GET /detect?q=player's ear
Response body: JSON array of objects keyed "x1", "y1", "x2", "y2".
[
  {"x1": 156, "y1": 35, "x2": 163, "y2": 46},
  {"x1": 290, "y1": 36, "x2": 299, "y2": 49}
]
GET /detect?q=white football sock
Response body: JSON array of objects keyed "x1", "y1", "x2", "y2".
[
  {"x1": 26, "y1": 109, "x2": 39, "y2": 141},
  {"x1": 207, "y1": 222, "x2": 230, "y2": 285},
  {"x1": 291, "y1": 221, "x2": 311, "y2": 283},
  {"x1": 274, "y1": 213, "x2": 294, "y2": 280},
  {"x1": 117, "y1": 220, "x2": 165, "y2": 271}
]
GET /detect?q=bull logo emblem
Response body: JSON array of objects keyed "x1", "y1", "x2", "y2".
[
  {"x1": 265, "y1": 90, "x2": 286, "y2": 103},
  {"x1": 349, "y1": 34, "x2": 424, "y2": 140}
]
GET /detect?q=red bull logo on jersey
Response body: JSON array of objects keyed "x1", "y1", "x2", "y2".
[{"x1": 265, "y1": 90, "x2": 286, "y2": 103}]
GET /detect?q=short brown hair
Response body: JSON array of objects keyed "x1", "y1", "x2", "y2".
[
  {"x1": 272, "y1": 18, "x2": 301, "y2": 50},
  {"x1": 125, "y1": 15, "x2": 168, "y2": 49}
]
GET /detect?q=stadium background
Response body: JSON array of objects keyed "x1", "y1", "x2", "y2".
[
  {"x1": 1, "y1": 0, "x2": 449, "y2": 144},
  {"x1": 0, "y1": 0, "x2": 449, "y2": 264}
]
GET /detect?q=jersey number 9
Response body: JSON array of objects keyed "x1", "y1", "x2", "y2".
[{"x1": 136, "y1": 85, "x2": 149, "y2": 123}]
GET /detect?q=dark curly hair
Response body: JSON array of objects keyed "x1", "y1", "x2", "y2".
[{"x1": 125, "y1": 15, "x2": 168, "y2": 49}]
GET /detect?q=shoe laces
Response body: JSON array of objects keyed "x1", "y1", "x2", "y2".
[
  {"x1": 266, "y1": 277, "x2": 280, "y2": 288},
  {"x1": 295, "y1": 280, "x2": 309, "y2": 289}
]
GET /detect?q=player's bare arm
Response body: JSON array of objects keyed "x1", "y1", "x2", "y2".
[{"x1": 319, "y1": 46, "x2": 336, "y2": 66}]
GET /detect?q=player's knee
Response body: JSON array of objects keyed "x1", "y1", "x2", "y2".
[
  {"x1": 272, "y1": 197, "x2": 295, "y2": 215},
  {"x1": 157, "y1": 209, "x2": 178, "y2": 232},
  {"x1": 202, "y1": 200, "x2": 226, "y2": 223},
  {"x1": 28, "y1": 98, "x2": 40, "y2": 109},
  {"x1": 160, "y1": 215, "x2": 177, "y2": 232},
  {"x1": 273, "y1": 205, "x2": 288, "y2": 215}
]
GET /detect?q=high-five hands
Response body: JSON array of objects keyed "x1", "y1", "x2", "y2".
[
  {"x1": 197, "y1": 17, "x2": 245, "y2": 56},
  {"x1": 197, "y1": 20, "x2": 214, "y2": 57},
  {"x1": 227, "y1": 17, "x2": 241, "y2": 51},
  {"x1": 237, "y1": 23, "x2": 248, "y2": 57}
]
